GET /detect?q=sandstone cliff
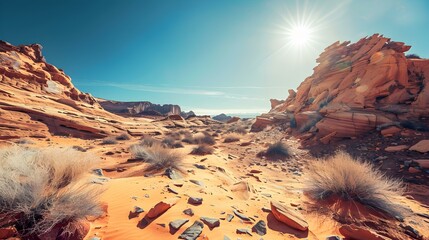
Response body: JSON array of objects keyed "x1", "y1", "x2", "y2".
[
  {"x1": 99, "y1": 99, "x2": 182, "y2": 116},
  {"x1": 258, "y1": 34, "x2": 429, "y2": 144},
  {"x1": 0, "y1": 41, "x2": 164, "y2": 139}
]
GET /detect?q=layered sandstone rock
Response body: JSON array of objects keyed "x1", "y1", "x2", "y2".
[
  {"x1": 260, "y1": 34, "x2": 429, "y2": 143},
  {"x1": 0, "y1": 41, "x2": 164, "y2": 139}
]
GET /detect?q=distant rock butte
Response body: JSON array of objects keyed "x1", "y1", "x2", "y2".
[
  {"x1": 0, "y1": 40, "x2": 164, "y2": 139},
  {"x1": 255, "y1": 34, "x2": 429, "y2": 144},
  {"x1": 212, "y1": 113, "x2": 232, "y2": 122},
  {"x1": 98, "y1": 99, "x2": 194, "y2": 118}
]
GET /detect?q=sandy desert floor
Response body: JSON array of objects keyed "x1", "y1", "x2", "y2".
[{"x1": 3, "y1": 123, "x2": 429, "y2": 240}]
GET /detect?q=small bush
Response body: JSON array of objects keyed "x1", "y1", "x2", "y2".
[
  {"x1": 0, "y1": 147, "x2": 103, "y2": 237},
  {"x1": 193, "y1": 132, "x2": 215, "y2": 145},
  {"x1": 191, "y1": 145, "x2": 214, "y2": 155},
  {"x1": 227, "y1": 125, "x2": 247, "y2": 135},
  {"x1": 101, "y1": 137, "x2": 117, "y2": 145},
  {"x1": 181, "y1": 135, "x2": 195, "y2": 144},
  {"x1": 264, "y1": 142, "x2": 292, "y2": 160},
  {"x1": 172, "y1": 142, "x2": 184, "y2": 148},
  {"x1": 304, "y1": 151, "x2": 405, "y2": 216},
  {"x1": 115, "y1": 133, "x2": 131, "y2": 141},
  {"x1": 129, "y1": 143, "x2": 183, "y2": 173},
  {"x1": 140, "y1": 137, "x2": 159, "y2": 147},
  {"x1": 162, "y1": 136, "x2": 176, "y2": 148},
  {"x1": 166, "y1": 131, "x2": 181, "y2": 140},
  {"x1": 223, "y1": 133, "x2": 241, "y2": 143}
]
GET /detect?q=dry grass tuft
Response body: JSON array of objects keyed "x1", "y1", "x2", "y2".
[
  {"x1": 115, "y1": 133, "x2": 131, "y2": 141},
  {"x1": 223, "y1": 133, "x2": 241, "y2": 143},
  {"x1": 130, "y1": 143, "x2": 183, "y2": 173},
  {"x1": 15, "y1": 138, "x2": 35, "y2": 145},
  {"x1": 101, "y1": 137, "x2": 117, "y2": 145},
  {"x1": 0, "y1": 146, "x2": 103, "y2": 236},
  {"x1": 304, "y1": 151, "x2": 405, "y2": 216},
  {"x1": 263, "y1": 141, "x2": 292, "y2": 160},
  {"x1": 193, "y1": 132, "x2": 215, "y2": 145},
  {"x1": 191, "y1": 144, "x2": 214, "y2": 155}
]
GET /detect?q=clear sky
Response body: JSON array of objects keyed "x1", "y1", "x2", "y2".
[{"x1": 1, "y1": 0, "x2": 428, "y2": 116}]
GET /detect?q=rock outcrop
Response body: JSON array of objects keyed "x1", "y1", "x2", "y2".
[
  {"x1": 0, "y1": 41, "x2": 164, "y2": 139},
  {"x1": 212, "y1": 113, "x2": 232, "y2": 122},
  {"x1": 98, "y1": 99, "x2": 184, "y2": 117},
  {"x1": 258, "y1": 34, "x2": 429, "y2": 143}
]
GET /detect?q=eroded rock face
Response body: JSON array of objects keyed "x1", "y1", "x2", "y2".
[
  {"x1": 0, "y1": 41, "x2": 165, "y2": 139},
  {"x1": 259, "y1": 34, "x2": 429, "y2": 143}
]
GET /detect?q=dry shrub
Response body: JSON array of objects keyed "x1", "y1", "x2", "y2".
[
  {"x1": 223, "y1": 133, "x2": 241, "y2": 143},
  {"x1": 0, "y1": 147, "x2": 103, "y2": 237},
  {"x1": 140, "y1": 136, "x2": 159, "y2": 147},
  {"x1": 193, "y1": 132, "x2": 215, "y2": 145},
  {"x1": 130, "y1": 143, "x2": 183, "y2": 173},
  {"x1": 101, "y1": 137, "x2": 117, "y2": 145},
  {"x1": 161, "y1": 136, "x2": 176, "y2": 148},
  {"x1": 304, "y1": 151, "x2": 405, "y2": 216},
  {"x1": 191, "y1": 144, "x2": 214, "y2": 155},
  {"x1": 263, "y1": 142, "x2": 292, "y2": 160},
  {"x1": 165, "y1": 131, "x2": 181, "y2": 140},
  {"x1": 115, "y1": 133, "x2": 131, "y2": 141}
]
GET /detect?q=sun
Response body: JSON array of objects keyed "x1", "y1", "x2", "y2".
[{"x1": 286, "y1": 23, "x2": 314, "y2": 48}]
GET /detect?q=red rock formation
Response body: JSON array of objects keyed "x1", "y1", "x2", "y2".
[
  {"x1": 259, "y1": 34, "x2": 429, "y2": 143},
  {"x1": 0, "y1": 41, "x2": 164, "y2": 139}
]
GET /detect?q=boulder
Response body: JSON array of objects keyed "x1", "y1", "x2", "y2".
[
  {"x1": 270, "y1": 201, "x2": 308, "y2": 231},
  {"x1": 385, "y1": 145, "x2": 409, "y2": 152},
  {"x1": 251, "y1": 117, "x2": 273, "y2": 132}
]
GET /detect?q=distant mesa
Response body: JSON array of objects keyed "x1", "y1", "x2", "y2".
[
  {"x1": 254, "y1": 33, "x2": 429, "y2": 145},
  {"x1": 212, "y1": 113, "x2": 232, "y2": 122},
  {"x1": 98, "y1": 99, "x2": 194, "y2": 118}
]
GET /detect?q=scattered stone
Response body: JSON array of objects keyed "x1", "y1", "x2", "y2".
[
  {"x1": 157, "y1": 223, "x2": 166, "y2": 228},
  {"x1": 417, "y1": 213, "x2": 429, "y2": 219},
  {"x1": 250, "y1": 169, "x2": 262, "y2": 174},
  {"x1": 173, "y1": 182, "x2": 184, "y2": 187},
  {"x1": 233, "y1": 209, "x2": 251, "y2": 221},
  {"x1": 262, "y1": 207, "x2": 271, "y2": 212},
  {"x1": 134, "y1": 206, "x2": 144, "y2": 213},
  {"x1": 252, "y1": 220, "x2": 267, "y2": 236},
  {"x1": 415, "y1": 160, "x2": 429, "y2": 169},
  {"x1": 409, "y1": 167, "x2": 421, "y2": 173},
  {"x1": 410, "y1": 140, "x2": 429, "y2": 153},
  {"x1": 93, "y1": 168, "x2": 104, "y2": 176},
  {"x1": 326, "y1": 236, "x2": 341, "y2": 240},
  {"x1": 168, "y1": 187, "x2": 179, "y2": 194},
  {"x1": 236, "y1": 228, "x2": 252, "y2": 236},
  {"x1": 270, "y1": 201, "x2": 308, "y2": 231},
  {"x1": 188, "y1": 197, "x2": 203, "y2": 205},
  {"x1": 200, "y1": 217, "x2": 220, "y2": 229},
  {"x1": 194, "y1": 164, "x2": 206, "y2": 169},
  {"x1": 183, "y1": 208, "x2": 194, "y2": 216},
  {"x1": 226, "y1": 214, "x2": 234, "y2": 222},
  {"x1": 147, "y1": 198, "x2": 179, "y2": 218},
  {"x1": 169, "y1": 219, "x2": 189, "y2": 232},
  {"x1": 385, "y1": 145, "x2": 409, "y2": 152},
  {"x1": 144, "y1": 194, "x2": 150, "y2": 198},
  {"x1": 165, "y1": 168, "x2": 183, "y2": 179},
  {"x1": 190, "y1": 179, "x2": 205, "y2": 187},
  {"x1": 381, "y1": 126, "x2": 401, "y2": 136},
  {"x1": 179, "y1": 221, "x2": 204, "y2": 240},
  {"x1": 0, "y1": 227, "x2": 17, "y2": 239}
]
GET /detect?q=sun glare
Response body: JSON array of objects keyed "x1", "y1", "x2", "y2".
[{"x1": 287, "y1": 23, "x2": 314, "y2": 48}]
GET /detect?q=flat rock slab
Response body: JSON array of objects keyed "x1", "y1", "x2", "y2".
[
  {"x1": 179, "y1": 220, "x2": 204, "y2": 240},
  {"x1": 339, "y1": 225, "x2": 389, "y2": 240},
  {"x1": 200, "y1": 217, "x2": 220, "y2": 229},
  {"x1": 270, "y1": 201, "x2": 308, "y2": 231},
  {"x1": 169, "y1": 219, "x2": 189, "y2": 231},
  {"x1": 385, "y1": 145, "x2": 409, "y2": 152},
  {"x1": 183, "y1": 208, "x2": 194, "y2": 216},
  {"x1": 236, "y1": 228, "x2": 252, "y2": 236},
  {"x1": 233, "y1": 209, "x2": 250, "y2": 221},
  {"x1": 252, "y1": 220, "x2": 267, "y2": 236},
  {"x1": 189, "y1": 179, "x2": 205, "y2": 187},
  {"x1": 147, "y1": 198, "x2": 179, "y2": 218},
  {"x1": 188, "y1": 197, "x2": 203, "y2": 205},
  {"x1": 410, "y1": 140, "x2": 429, "y2": 153}
]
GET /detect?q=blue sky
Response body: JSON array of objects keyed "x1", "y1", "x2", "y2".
[{"x1": 1, "y1": 0, "x2": 428, "y2": 116}]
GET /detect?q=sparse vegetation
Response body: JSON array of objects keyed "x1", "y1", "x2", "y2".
[
  {"x1": 130, "y1": 143, "x2": 183, "y2": 173},
  {"x1": 0, "y1": 147, "x2": 103, "y2": 237},
  {"x1": 223, "y1": 133, "x2": 241, "y2": 143},
  {"x1": 262, "y1": 141, "x2": 292, "y2": 160},
  {"x1": 193, "y1": 132, "x2": 215, "y2": 145},
  {"x1": 72, "y1": 145, "x2": 87, "y2": 152},
  {"x1": 115, "y1": 133, "x2": 131, "y2": 140},
  {"x1": 140, "y1": 136, "x2": 159, "y2": 147},
  {"x1": 15, "y1": 138, "x2": 35, "y2": 145},
  {"x1": 191, "y1": 144, "x2": 214, "y2": 155},
  {"x1": 101, "y1": 137, "x2": 117, "y2": 145},
  {"x1": 304, "y1": 151, "x2": 405, "y2": 216}
]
